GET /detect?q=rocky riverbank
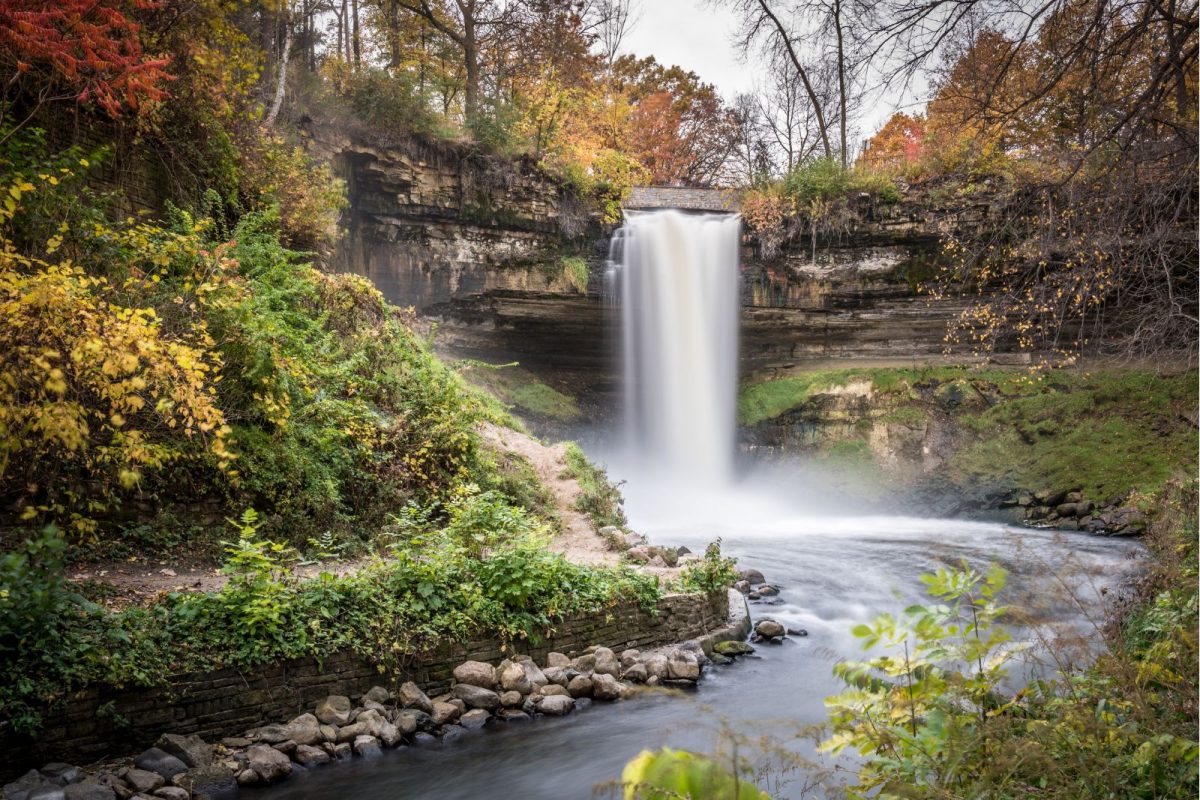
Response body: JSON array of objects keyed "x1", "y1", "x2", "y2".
[{"x1": 2, "y1": 590, "x2": 752, "y2": 800}]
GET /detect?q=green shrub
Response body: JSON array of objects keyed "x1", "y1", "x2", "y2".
[
  {"x1": 677, "y1": 540, "x2": 738, "y2": 594},
  {"x1": 562, "y1": 442, "x2": 627, "y2": 529}
]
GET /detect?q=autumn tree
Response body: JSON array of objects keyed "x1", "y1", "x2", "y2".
[{"x1": 859, "y1": 110, "x2": 923, "y2": 171}]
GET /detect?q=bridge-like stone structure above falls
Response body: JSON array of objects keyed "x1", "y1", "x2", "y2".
[{"x1": 625, "y1": 186, "x2": 741, "y2": 212}]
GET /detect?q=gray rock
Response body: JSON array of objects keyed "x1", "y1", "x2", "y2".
[
  {"x1": 739, "y1": 568, "x2": 765, "y2": 585},
  {"x1": 452, "y1": 660, "x2": 497, "y2": 688},
  {"x1": 622, "y1": 663, "x2": 648, "y2": 683},
  {"x1": 27, "y1": 787, "x2": 66, "y2": 800},
  {"x1": 314, "y1": 695, "x2": 352, "y2": 726},
  {"x1": 499, "y1": 690, "x2": 524, "y2": 707},
  {"x1": 361, "y1": 686, "x2": 390, "y2": 705},
  {"x1": 755, "y1": 619, "x2": 786, "y2": 639},
  {"x1": 397, "y1": 681, "x2": 434, "y2": 714},
  {"x1": 498, "y1": 660, "x2": 532, "y2": 694},
  {"x1": 332, "y1": 743, "x2": 352, "y2": 759},
  {"x1": 246, "y1": 745, "x2": 292, "y2": 783},
  {"x1": 413, "y1": 732, "x2": 439, "y2": 747},
  {"x1": 352, "y1": 735, "x2": 382, "y2": 758},
  {"x1": 709, "y1": 652, "x2": 732, "y2": 665},
  {"x1": 254, "y1": 724, "x2": 290, "y2": 744},
  {"x1": 318, "y1": 724, "x2": 338, "y2": 742},
  {"x1": 284, "y1": 715, "x2": 323, "y2": 747},
  {"x1": 41, "y1": 765, "x2": 82, "y2": 786},
  {"x1": 133, "y1": 750, "x2": 187, "y2": 781},
  {"x1": 151, "y1": 790, "x2": 187, "y2": 800},
  {"x1": 394, "y1": 707, "x2": 437, "y2": 732},
  {"x1": 592, "y1": 647, "x2": 620, "y2": 677},
  {"x1": 566, "y1": 674, "x2": 593, "y2": 698},
  {"x1": 63, "y1": 783, "x2": 114, "y2": 800},
  {"x1": 591, "y1": 673, "x2": 624, "y2": 700},
  {"x1": 518, "y1": 657, "x2": 549, "y2": 689},
  {"x1": 733, "y1": 580, "x2": 751, "y2": 594},
  {"x1": 544, "y1": 652, "x2": 571, "y2": 669},
  {"x1": 643, "y1": 654, "x2": 669, "y2": 681},
  {"x1": 378, "y1": 721, "x2": 403, "y2": 747},
  {"x1": 666, "y1": 654, "x2": 700, "y2": 682},
  {"x1": 626, "y1": 546, "x2": 651, "y2": 563},
  {"x1": 219, "y1": 738, "x2": 251, "y2": 749},
  {"x1": 714, "y1": 640, "x2": 755, "y2": 656},
  {"x1": 757, "y1": 585, "x2": 779, "y2": 597},
  {"x1": 293, "y1": 745, "x2": 330, "y2": 767},
  {"x1": 123, "y1": 771, "x2": 164, "y2": 795},
  {"x1": 156, "y1": 734, "x2": 212, "y2": 768},
  {"x1": 173, "y1": 764, "x2": 235, "y2": 800},
  {"x1": 440, "y1": 725, "x2": 466, "y2": 743},
  {"x1": 542, "y1": 666, "x2": 569, "y2": 686},
  {"x1": 538, "y1": 684, "x2": 569, "y2": 697},
  {"x1": 452, "y1": 683, "x2": 501, "y2": 710},
  {"x1": 234, "y1": 771, "x2": 258, "y2": 787},
  {"x1": 497, "y1": 709, "x2": 530, "y2": 722},
  {"x1": 431, "y1": 700, "x2": 461, "y2": 725},
  {"x1": 573, "y1": 698, "x2": 594, "y2": 712},
  {"x1": 787, "y1": 628, "x2": 808, "y2": 637},
  {"x1": 5, "y1": 769, "x2": 48, "y2": 800},
  {"x1": 619, "y1": 649, "x2": 641, "y2": 668},
  {"x1": 572, "y1": 653, "x2": 596, "y2": 673},
  {"x1": 539, "y1": 695, "x2": 574, "y2": 716},
  {"x1": 459, "y1": 709, "x2": 491, "y2": 729}
]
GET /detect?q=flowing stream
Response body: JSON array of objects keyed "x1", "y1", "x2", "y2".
[{"x1": 255, "y1": 210, "x2": 1145, "y2": 799}]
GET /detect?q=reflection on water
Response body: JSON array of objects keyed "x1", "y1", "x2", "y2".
[{"x1": 251, "y1": 471, "x2": 1144, "y2": 800}]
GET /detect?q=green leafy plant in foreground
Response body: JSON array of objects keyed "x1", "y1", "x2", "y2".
[
  {"x1": 677, "y1": 540, "x2": 739, "y2": 593},
  {"x1": 620, "y1": 747, "x2": 771, "y2": 799}
]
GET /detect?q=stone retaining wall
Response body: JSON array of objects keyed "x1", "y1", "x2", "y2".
[{"x1": 2, "y1": 591, "x2": 728, "y2": 774}]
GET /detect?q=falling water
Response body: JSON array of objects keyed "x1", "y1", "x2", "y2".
[{"x1": 611, "y1": 209, "x2": 741, "y2": 483}]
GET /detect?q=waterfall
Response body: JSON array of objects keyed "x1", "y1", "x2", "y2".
[{"x1": 612, "y1": 209, "x2": 741, "y2": 484}]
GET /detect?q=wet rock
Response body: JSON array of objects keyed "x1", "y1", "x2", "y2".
[
  {"x1": 592, "y1": 647, "x2": 620, "y2": 677},
  {"x1": 739, "y1": 568, "x2": 765, "y2": 585},
  {"x1": 539, "y1": 695, "x2": 574, "y2": 716},
  {"x1": 622, "y1": 663, "x2": 648, "y2": 683},
  {"x1": 62, "y1": 784, "x2": 114, "y2": 800},
  {"x1": 314, "y1": 695, "x2": 352, "y2": 726},
  {"x1": 733, "y1": 580, "x2": 751, "y2": 594},
  {"x1": 6, "y1": 769, "x2": 48, "y2": 800},
  {"x1": 173, "y1": 765, "x2": 235, "y2": 800},
  {"x1": 431, "y1": 700, "x2": 461, "y2": 725},
  {"x1": 713, "y1": 640, "x2": 755, "y2": 657},
  {"x1": 566, "y1": 675, "x2": 593, "y2": 698},
  {"x1": 666, "y1": 654, "x2": 700, "y2": 682},
  {"x1": 643, "y1": 654, "x2": 669, "y2": 681},
  {"x1": 499, "y1": 689, "x2": 524, "y2": 707},
  {"x1": 352, "y1": 735, "x2": 382, "y2": 758},
  {"x1": 361, "y1": 686, "x2": 390, "y2": 705},
  {"x1": 709, "y1": 652, "x2": 732, "y2": 665},
  {"x1": 572, "y1": 653, "x2": 596, "y2": 673},
  {"x1": 41, "y1": 765, "x2": 82, "y2": 786},
  {"x1": 518, "y1": 657, "x2": 550, "y2": 689},
  {"x1": 542, "y1": 666, "x2": 569, "y2": 686},
  {"x1": 27, "y1": 786, "x2": 66, "y2": 800},
  {"x1": 497, "y1": 709, "x2": 530, "y2": 722},
  {"x1": 619, "y1": 649, "x2": 641, "y2": 668},
  {"x1": 397, "y1": 681, "x2": 434, "y2": 714},
  {"x1": 394, "y1": 708, "x2": 434, "y2": 733},
  {"x1": 151, "y1": 789, "x2": 187, "y2": 800},
  {"x1": 591, "y1": 673, "x2": 625, "y2": 700},
  {"x1": 133, "y1": 750, "x2": 187, "y2": 781},
  {"x1": 1034, "y1": 488, "x2": 1069, "y2": 507},
  {"x1": 246, "y1": 745, "x2": 292, "y2": 782},
  {"x1": 284, "y1": 715, "x2": 323, "y2": 747},
  {"x1": 293, "y1": 745, "x2": 330, "y2": 767},
  {"x1": 440, "y1": 725, "x2": 466, "y2": 743},
  {"x1": 498, "y1": 660, "x2": 532, "y2": 694},
  {"x1": 538, "y1": 684, "x2": 570, "y2": 697},
  {"x1": 755, "y1": 619, "x2": 786, "y2": 639},
  {"x1": 757, "y1": 585, "x2": 780, "y2": 597},
  {"x1": 452, "y1": 683, "x2": 501, "y2": 710},
  {"x1": 453, "y1": 660, "x2": 497, "y2": 688},
  {"x1": 156, "y1": 734, "x2": 212, "y2": 769},
  {"x1": 234, "y1": 771, "x2": 258, "y2": 788},
  {"x1": 379, "y1": 721, "x2": 403, "y2": 747},
  {"x1": 787, "y1": 628, "x2": 809, "y2": 637},
  {"x1": 123, "y1": 772, "x2": 164, "y2": 795},
  {"x1": 459, "y1": 709, "x2": 491, "y2": 729},
  {"x1": 412, "y1": 732, "x2": 439, "y2": 747},
  {"x1": 545, "y1": 652, "x2": 571, "y2": 669}
]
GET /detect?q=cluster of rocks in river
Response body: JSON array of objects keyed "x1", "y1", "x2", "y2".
[
  {"x1": 1006, "y1": 488, "x2": 1148, "y2": 535},
  {"x1": 598, "y1": 526, "x2": 692, "y2": 568},
  {"x1": 3, "y1": 639, "x2": 759, "y2": 800}
]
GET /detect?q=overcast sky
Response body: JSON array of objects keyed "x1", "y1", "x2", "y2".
[{"x1": 618, "y1": 0, "x2": 910, "y2": 137}]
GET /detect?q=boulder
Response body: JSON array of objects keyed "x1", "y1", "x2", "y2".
[
  {"x1": 545, "y1": 652, "x2": 571, "y2": 669},
  {"x1": 757, "y1": 585, "x2": 779, "y2": 597},
  {"x1": 352, "y1": 736, "x2": 382, "y2": 758},
  {"x1": 361, "y1": 686, "x2": 390, "y2": 705},
  {"x1": 542, "y1": 666, "x2": 569, "y2": 686},
  {"x1": 666, "y1": 653, "x2": 700, "y2": 682},
  {"x1": 152, "y1": 789, "x2": 188, "y2": 800},
  {"x1": 397, "y1": 681, "x2": 434, "y2": 714},
  {"x1": 518, "y1": 657, "x2": 550, "y2": 689},
  {"x1": 62, "y1": 784, "x2": 114, "y2": 800},
  {"x1": 431, "y1": 700, "x2": 461, "y2": 725},
  {"x1": 394, "y1": 708, "x2": 433, "y2": 733},
  {"x1": 619, "y1": 649, "x2": 641, "y2": 668},
  {"x1": 572, "y1": 653, "x2": 596, "y2": 673},
  {"x1": 538, "y1": 684, "x2": 569, "y2": 697},
  {"x1": 497, "y1": 709, "x2": 530, "y2": 722},
  {"x1": 566, "y1": 675, "x2": 593, "y2": 698},
  {"x1": 5, "y1": 770, "x2": 48, "y2": 800},
  {"x1": 123, "y1": 772, "x2": 164, "y2": 795},
  {"x1": 499, "y1": 690, "x2": 524, "y2": 707},
  {"x1": 318, "y1": 724, "x2": 338, "y2": 742},
  {"x1": 713, "y1": 641, "x2": 755, "y2": 657},
  {"x1": 314, "y1": 695, "x2": 352, "y2": 726},
  {"x1": 379, "y1": 721, "x2": 403, "y2": 747},
  {"x1": 733, "y1": 580, "x2": 751, "y2": 594},
  {"x1": 254, "y1": 724, "x2": 290, "y2": 744},
  {"x1": 40, "y1": 765, "x2": 82, "y2": 786},
  {"x1": 293, "y1": 745, "x2": 330, "y2": 767},
  {"x1": 246, "y1": 745, "x2": 292, "y2": 783},
  {"x1": 755, "y1": 619, "x2": 786, "y2": 639},
  {"x1": 459, "y1": 709, "x2": 491, "y2": 730},
  {"x1": 591, "y1": 673, "x2": 624, "y2": 701},
  {"x1": 173, "y1": 764, "x2": 236, "y2": 800},
  {"x1": 592, "y1": 647, "x2": 620, "y2": 677},
  {"x1": 643, "y1": 654, "x2": 669, "y2": 681},
  {"x1": 27, "y1": 786, "x2": 66, "y2": 800},
  {"x1": 440, "y1": 725, "x2": 466, "y2": 743},
  {"x1": 452, "y1": 660, "x2": 497, "y2": 688},
  {"x1": 234, "y1": 771, "x2": 259, "y2": 787},
  {"x1": 625, "y1": 546, "x2": 651, "y2": 564},
  {"x1": 155, "y1": 734, "x2": 212, "y2": 768},
  {"x1": 452, "y1": 683, "x2": 501, "y2": 710},
  {"x1": 132, "y1": 750, "x2": 187, "y2": 781},
  {"x1": 498, "y1": 660, "x2": 532, "y2": 694},
  {"x1": 284, "y1": 714, "x2": 323, "y2": 747},
  {"x1": 621, "y1": 663, "x2": 648, "y2": 683},
  {"x1": 539, "y1": 695, "x2": 574, "y2": 716},
  {"x1": 739, "y1": 568, "x2": 765, "y2": 585}
]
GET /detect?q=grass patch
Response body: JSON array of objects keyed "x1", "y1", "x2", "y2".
[
  {"x1": 561, "y1": 256, "x2": 589, "y2": 293},
  {"x1": 458, "y1": 361, "x2": 582, "y2": 423},
  {"x1": 561, "y1": 442, "x2": 627, "y2": 529}
]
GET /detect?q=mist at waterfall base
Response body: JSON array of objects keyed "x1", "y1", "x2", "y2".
[{"x1": 253, "y1": 210, "x2": 1145, "y2": 799}]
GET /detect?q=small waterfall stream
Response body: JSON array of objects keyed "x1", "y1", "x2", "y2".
[{"x1": 611, "y1": 210, "x2": 741, "y2": 483}]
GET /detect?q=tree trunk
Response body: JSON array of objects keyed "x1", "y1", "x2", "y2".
[
  {"x1": 266, "y1": 17, "x2": 292, "y2": 127},
  {"x1": 755, "y1": 0, "x2": 833, "y2": 159},
  {"x1": 833, "y1": 0, "x2": 848, "y2": 168},
  {"x1": 351, "y1": 0, "x2": 361, "y2": 68},
  {"x1": 463, "y1": 19, "x2": 480, "y2": 121}
]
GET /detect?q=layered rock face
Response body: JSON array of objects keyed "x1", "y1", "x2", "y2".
[{"x1": 319, "y1": 129, "x2": 1012, "y2": 401}]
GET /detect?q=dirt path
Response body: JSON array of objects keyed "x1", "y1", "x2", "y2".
[
  {"x1": 71, "y1": 424, "x2": 672, "y2": 605},
  {"x1": 479, "y1": 423, "x2": 618, "y2": 568}
]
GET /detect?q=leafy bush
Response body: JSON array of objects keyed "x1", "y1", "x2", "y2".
[
  {"x1": 621, "y1": 748, "x2": 771, "y2": 799},
  {"x1": 562, "y1": 442, "x2": 627, "y2": 529},
  {"x1": 677, "y1": 540, "x2": 739, "y2": 593}
]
